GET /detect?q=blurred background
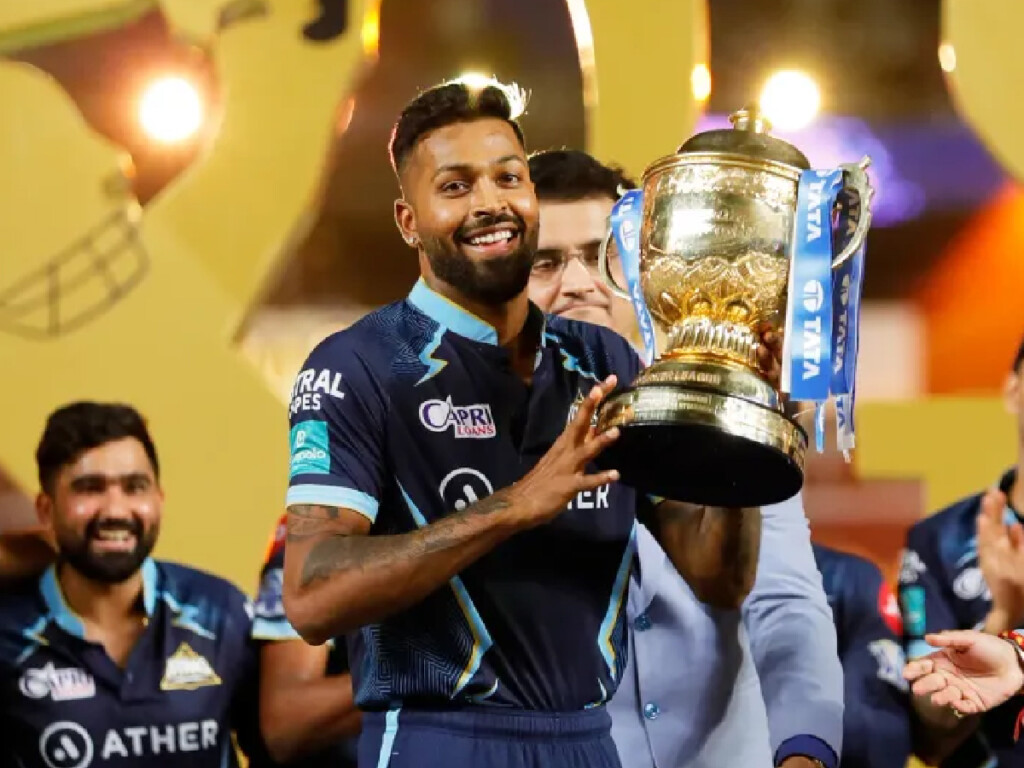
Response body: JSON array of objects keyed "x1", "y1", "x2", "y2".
[{"x1": 1, "y1": 0, "x2": 1021, "y2": 590}]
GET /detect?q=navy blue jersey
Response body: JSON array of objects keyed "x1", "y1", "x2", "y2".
[
  {"x1": 251, "y1": 514, "x2": 357, "y2": 768},
  {"x1": 898, "y1": 469, "x2": 1021, "y2": 767},
  {"x1": 285, "y1": 280, "x2": 642, "y2": 712},
  {"x1": 814, "y1": 545, "x2": 911, "y2": 768},
  {"x1": 0, "y1": 559, "x2": 261, "y2": 768}
]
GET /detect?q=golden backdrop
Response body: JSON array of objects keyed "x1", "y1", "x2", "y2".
[{"x1": 0, "y1": 0, "x2": 706, "y2": 590}]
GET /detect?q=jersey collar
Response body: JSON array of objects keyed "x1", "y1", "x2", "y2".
[
  {"x1": 407, "y1": 278, "x2": 547, "y2": 348},
  {"x1": 40, "y1": 558, "x2": 159, "y2": 639}
]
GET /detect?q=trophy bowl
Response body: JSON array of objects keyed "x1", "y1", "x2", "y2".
[{"x1": 594, "y1": 105, "x2": 873, "y2": 508}]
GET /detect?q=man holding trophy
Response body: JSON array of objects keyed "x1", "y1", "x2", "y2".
[
  {"x1": 280, "y1": 74, "x2": 875, "y2": 768},
  {"x1": 281, "y1": 78, "x2": 765, "y2": 768}
]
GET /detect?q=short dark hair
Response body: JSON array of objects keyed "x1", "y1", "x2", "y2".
[
  {"x1": 528, "y1": 149, "x2": 636, "y2": 203},
  {"x1": 389, "y1": 78, "x2": 528, "y2": 175},
  {"x1": 36, "y1": 402, "x2": 159, "y2": 494},
  {"x1": 1014, "y1": 334, "x2": 1024, "y2": 372}
]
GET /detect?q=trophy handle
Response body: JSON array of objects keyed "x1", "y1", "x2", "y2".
[
  {"x1": 833, "y1": 156, "x2": 875, "y2": 268},
  {"x1": 598, "y1": 228, "x2": 631, "y2": 300}
]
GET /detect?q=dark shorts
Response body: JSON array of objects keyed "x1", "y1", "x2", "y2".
[{"x1": 359, "y1": 706, "x2": 621, "y2": 768}]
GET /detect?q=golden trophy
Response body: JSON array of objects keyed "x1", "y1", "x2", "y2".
[{"x1": 595, "y1": 105, "x2": 873, "y2": 507}]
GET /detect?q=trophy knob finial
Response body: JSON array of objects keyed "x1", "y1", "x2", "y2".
[{"x1": 729, "y1": 104, "x2": 772, "y2": 135}]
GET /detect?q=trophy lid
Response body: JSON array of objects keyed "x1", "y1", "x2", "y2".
[{"x1": 677, "y1": 104, "x2": 810, "y2": 170}]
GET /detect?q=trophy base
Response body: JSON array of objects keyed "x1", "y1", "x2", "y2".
[{"x1": 594, "y1": 361, "x2": 807, "y2": 508}]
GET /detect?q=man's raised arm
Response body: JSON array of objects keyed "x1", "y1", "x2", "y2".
[
  {"x1": 643, "y1": 327, "x2": 789, "y2": 609},
  {"x1": 646, "y1": 500, "x2": 761, "y2": 610}
]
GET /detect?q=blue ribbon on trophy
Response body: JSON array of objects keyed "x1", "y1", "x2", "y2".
[
  {"x1": 782, "y1": 167, "x2": 870, "y2": 455},
  {"x1": 830, "y1": 189, "x2": 867, "y2": 457},
  {"x1": 781, "y1": 168, "x2": 844, "y2": 452},
  {"x1": 609, "y1": 189, "x2": 657, "y2": 367}
]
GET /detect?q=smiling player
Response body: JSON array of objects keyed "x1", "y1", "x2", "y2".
[
  {"x1": 280, "y1": 78, "x2": 763, "y2": 768},
  {"x1": 0, "y1": 402, "x2": 262, "y2": 768}
]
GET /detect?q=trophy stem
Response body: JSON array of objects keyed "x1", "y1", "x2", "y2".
[{"x1": 663, "y1": 317, "x2": 759, "y2": 369}]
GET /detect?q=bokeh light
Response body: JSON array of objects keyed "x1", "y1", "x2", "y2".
[{"x1": 138, "y1": 76, "x2": 203, "y2": 144}]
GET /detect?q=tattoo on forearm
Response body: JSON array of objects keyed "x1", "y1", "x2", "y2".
[
  {"x1": 297, "y1": 490, "x2": 513, "y2": 588},
  {"x1": 289, "y1": 505, "x2": 340, "y2": 519},
  {"x1": 286, "y1": 505, "x2": 341, "y2": 542}
]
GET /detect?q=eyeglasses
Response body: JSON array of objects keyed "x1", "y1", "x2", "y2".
[{"x1": 531, "y1": 242, "x2": 620, "y2": 284}]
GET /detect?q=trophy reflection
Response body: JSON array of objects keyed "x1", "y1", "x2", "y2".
[{"x1": 595, "y1": 105, "x2": 873, "y2": 507}]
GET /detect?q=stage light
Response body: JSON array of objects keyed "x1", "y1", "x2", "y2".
[
  {"x1": 361, "y1": 2, "x2": 381, "y2": 57},
  {"x1": 139, "y1": 76, "x2": 203, "y2": 144},
  {"x1": 938, "y1": 43, "x2": 957, "y2": 73},
  {"x1": 759, "y1": 69, "x2": 820, "y2": 132},
  {"x1": 691, "y1": 63, "x2": 711, "y2": 102}
]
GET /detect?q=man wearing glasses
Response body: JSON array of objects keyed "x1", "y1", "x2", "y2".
[{"x1": 526, "y1": 149, "x2": 844, "y2": 768}]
